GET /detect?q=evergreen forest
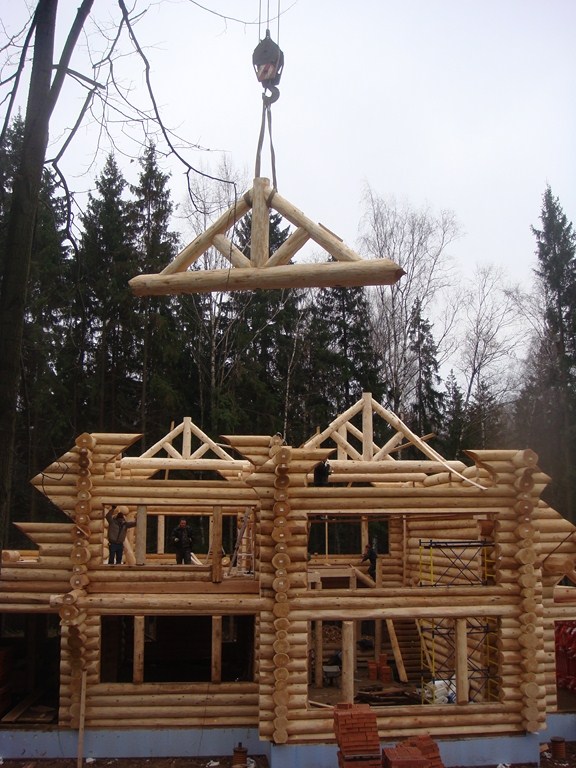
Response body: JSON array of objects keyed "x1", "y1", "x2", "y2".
[{"x1": 2, "y1": 117, "x2": 576, "y2": 543}]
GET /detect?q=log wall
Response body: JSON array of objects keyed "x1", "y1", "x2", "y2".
[{"x1": 3, "y1": 425, "x2": 576, "y2": 747}]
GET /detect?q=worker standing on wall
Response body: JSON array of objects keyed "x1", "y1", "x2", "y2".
[
  {"x1": 171, "y1": 518, "x2": 194, "y2": 564},
  {"x1": 105, "y1": 505, "x2": 136, "y2": 565},
  {"x1": 362, "y1": 543, "x2": 377, "y2": 581}
]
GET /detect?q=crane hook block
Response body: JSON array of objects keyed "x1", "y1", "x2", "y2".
[{"x1": 253, "y1": 29, "x2": 284, "y2": 92}]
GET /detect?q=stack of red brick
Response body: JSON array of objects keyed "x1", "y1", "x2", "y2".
[
  {"x1": 367, "y1": 653, "x2": 394, "y2": 684},
  {"x1": 382, "y1": 735, "x2": 444, "y2": 768},
  {"x1": 333, "y1": 703, "x2": 445, "y2": 768},
  {"x1": 333, "y1": 703, "x2": 381, "y2": 768},
  {"x1": 382, "y1": 745, "x2": 429, "y2": 768},
  {"x1": 403, "y1": 735, "x2": 444, "y2": 768}
]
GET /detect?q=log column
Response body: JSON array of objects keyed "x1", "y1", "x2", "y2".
[
  {"x1": 64, "y1": 433, "x2": 97, "y2": 727},
  {"x1": 269, "y1": 443, "x2": 292, "y2": 744},
  {"x1": 488, "y1": 449, "x2": 546, "y2": 733}
]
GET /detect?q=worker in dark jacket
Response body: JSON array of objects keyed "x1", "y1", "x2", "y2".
[
  {"x1": 362, "y1": 543, "x2": 377, "y2": 581},
  {"x1": 106, "y1": 506, "x2": 136, "y2": 565},
  {"x1": 171, "y1": 519, "x2": 194, "y2": 564}
]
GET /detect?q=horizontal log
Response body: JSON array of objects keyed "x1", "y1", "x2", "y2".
[
  {"x1": 83, "y1": 715, "x2": 256, "y2": 728},
  {"x1": 85, "y1": 691, "x2": 261, "y2": 710},
  {"x1": 325, "y1": 460, "x2": 468, "y2": 474},
  {"x1": 120, "y1": 457, "x2": 253, "y2": 472},
  {"x1": 0, "y1": 568, "x2": 72, "y2": 582},
  {"x1": 329, "y1": 473, "x2": 429, "y2": 484},
  {"x1": 265, "y1": 705, "x2": 523, "y2": 735},
  {"x1": 130, "y1": 259, "x2": 405, "y2": 296},
  {"x1": 76, "y1": 704, "x2": 258, "y2": 720},
  {"x1": 80, "y1": 595, "x2": 265, "y2": 613},
  {"x1": 466, "y1": 449, "x2": 538, "y2": 467},
  {"x1": 289, "y1": 604, "x2": 513, "y2": 621}
]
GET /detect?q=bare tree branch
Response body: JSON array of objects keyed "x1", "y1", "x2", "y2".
[
  {"x1": 0, "y1": 14, "x2": 36, "y2": 148},
  {"x1": 117, "y1": 0, "x2": 236, "y2": 211}
]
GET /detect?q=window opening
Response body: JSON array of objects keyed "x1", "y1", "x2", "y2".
[{"x1": 100, "y1": 615, "x2": 254, "y2": 683}]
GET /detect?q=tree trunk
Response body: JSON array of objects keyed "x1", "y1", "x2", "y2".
[
  {"x1": 0, "y1": 0, "x2": 94, "y2": 551},
  {"x1": 0, "y1": 0, "x2": 58, "y2": 549}
]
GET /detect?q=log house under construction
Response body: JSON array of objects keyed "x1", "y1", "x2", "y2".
[
  {"x1": 1, "y1": 181, "x2": 576, "y2": 765},
  {"x1": 1, "y1": 393, "x2": 576, "y2": 766}
]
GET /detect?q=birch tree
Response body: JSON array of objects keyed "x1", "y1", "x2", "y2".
[{"x1": 359, "y1": 186, "x2": 459, "y2": 414}]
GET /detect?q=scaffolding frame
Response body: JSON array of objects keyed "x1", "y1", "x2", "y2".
[
  {"x1": 418, "y1": 616, "x2": 500, "y2": 704},
  {"x1": 418, "y1": 538, "x2": 494, "y2": 586}
]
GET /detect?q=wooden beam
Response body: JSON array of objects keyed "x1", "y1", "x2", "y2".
[
  {"x1": 161, "y1": 194, "x2": 251, "y2": 274},
  {"x1": 120, "y1": 458, "x2": 252, "y2": 472},
  {"x1": 133, "y1": 615, "x2": 145, "y2": 684},
  {"x1": 212, "y1": 506, "x2": 223, "y2": 583},
  {"x1": 455, "y1": 617, "x2": 470, "y2": 704},
  {"x1": 212, "y1": 616, "x2": 222, "y2": 683},
  {"x1": 129, "y1": 259, "x2": 404, "y2": 296},
  {"x1": 135, "y1": 506, "x2": 146, "y2": 566},
  {"x1": 251, "y1": 177, "x2": 269, "y2": 267},
  {"x1": 212, "y1": 234, "x2": 252, "y2": 269},
  {"x1": 341, "y1": 620, "x2": 355, "y2": 703},
  {"x1": 265, "y1": 227, "x2": 310, "y2": 268},
  {"x1": 385, "y1": 618, "x2": 408, "y2": 683},
  {"x1": 76, "y1": 669, "x2": 88, "y2": 768},
  {"x1": 267, "y1": 188, "x2": 363, "y2": 262}
]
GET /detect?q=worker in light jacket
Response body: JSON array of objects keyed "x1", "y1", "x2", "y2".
[{"x1": 106, "y1": 505, "x2": 136, "y2": 565}]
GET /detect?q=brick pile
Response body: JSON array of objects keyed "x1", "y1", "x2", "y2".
[
  {"x1": 367, "y1": 653, "x2": 394, "y2": 683},
  {"x1": 333, "y1": 703, "x2": 381, "y2": 768},
  {"x1": 382, "y1": 744, "x2": 430, "y2": 768},
  {"x1": 403, "y1": 735, "x2": 444, "y2": 768}
]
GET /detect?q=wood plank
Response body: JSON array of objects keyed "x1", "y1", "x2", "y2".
[{"x1": 1, "y1": 688, "x2": 44, "y2": 723}]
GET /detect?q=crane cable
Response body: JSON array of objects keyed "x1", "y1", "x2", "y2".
[{"x1": 253, "y1": 0, "x2": 283, "y2": 189}]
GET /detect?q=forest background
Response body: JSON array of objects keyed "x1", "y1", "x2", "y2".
[{"x1": 1, "y1": 2, "x2": 576, "y2": 550}]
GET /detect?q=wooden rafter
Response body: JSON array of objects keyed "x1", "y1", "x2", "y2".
[
  {"x1": 120, "y1": 417, "x2": 253, "y2": 475},
  {"x1": 129, "y1": 177, "x2": 405, "y2": 296},
  {"x1": 302, "y1": 392, "x2": 487, "y2": 489}
]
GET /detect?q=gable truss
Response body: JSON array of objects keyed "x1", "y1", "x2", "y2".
[{"x1": 129, "y1": 177, "x2": 405, "y2": 296}]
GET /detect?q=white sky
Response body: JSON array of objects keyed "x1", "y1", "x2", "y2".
[{"x1": 4, "y1": 1, "x2": 576, "y2": 290}]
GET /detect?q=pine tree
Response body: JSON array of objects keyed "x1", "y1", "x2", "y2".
[
  {"x1": 224, "y1": 212, "x2": 303, "y2": 437},
  {"x1": 405, "y1": 299, "x2": 443, "y2": 439},
  {"x1": 130, "y1": 144, "x2": 185, "y2": 445},
  {"x1": 463, "y1": 379, "x2": 503, "y2": 450},
  {"x1": 532, "y1": 186, "x2": 576, "y2": 378},
  {"x1": 439, "y1": 370, "x2": 467, "y2": 460},
  {"x1": 296, "y1": 283, "x2": 384, "y2": 442},
  {"x1": 77, "y1": 154, "x2": 139, "y2": 431},
  {"x1": 0, "y1": 116, "x2": 74, "y2": 527},
  {"x1": 513, "y1": 326, "x2": 574, "y2": 518},
  {"x1": 523, "y1": 187, "x2": 576, "y2": 519}
]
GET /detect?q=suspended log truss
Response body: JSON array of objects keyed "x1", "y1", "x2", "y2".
[{"x1": 128, "y1": 178, "x2": 405, "y2": 296}]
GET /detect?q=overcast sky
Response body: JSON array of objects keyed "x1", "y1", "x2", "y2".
[{"x1": 4, "y1": 1, "x2": 576, "y2": 290}]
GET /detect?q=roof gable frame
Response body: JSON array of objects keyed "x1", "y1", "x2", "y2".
[{"x1": 129, "y1": 178, "x2": 404, "y2": 296}]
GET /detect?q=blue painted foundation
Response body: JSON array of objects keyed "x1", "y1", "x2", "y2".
[{"x1": 0, "y1": 714, "x2": 575, "y2": 766}]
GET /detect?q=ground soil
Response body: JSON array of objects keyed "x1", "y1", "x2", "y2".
[{"x1": 0, "y1": 742, "x2": 574, "y2": 768}]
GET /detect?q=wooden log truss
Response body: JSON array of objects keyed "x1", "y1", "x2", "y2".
[{"x1": 128, "y1": 178, "x2": 405, "y2": 296}]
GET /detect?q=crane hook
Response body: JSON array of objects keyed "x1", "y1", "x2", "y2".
[{"x1": 253, "y1": 29, "x2": 284, "y2": 105}]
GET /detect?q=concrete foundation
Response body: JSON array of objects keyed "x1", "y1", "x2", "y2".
[{"x1": 1, "y1": 714, "x2": 575, "y2": 767}]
